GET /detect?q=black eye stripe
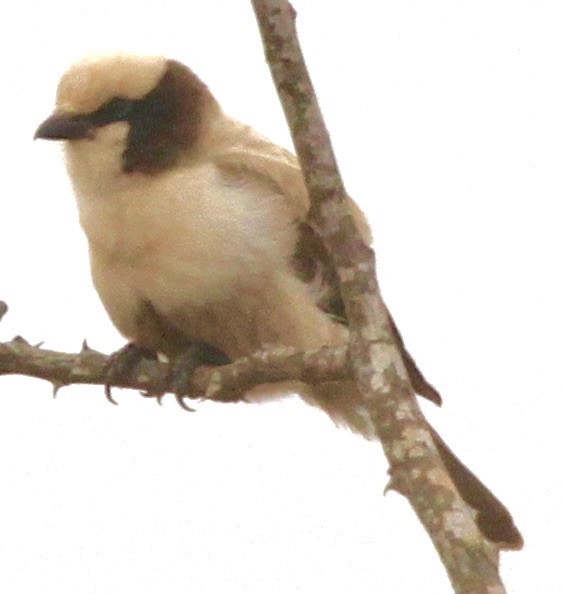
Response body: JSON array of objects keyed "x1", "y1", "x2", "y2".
[{"x1": 87, "y1": 97, "x2": 136, "y2": 126}]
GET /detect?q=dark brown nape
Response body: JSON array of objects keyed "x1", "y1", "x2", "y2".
[{"x1": 123, "y1": 60, "x2": 218, "y2": 175}]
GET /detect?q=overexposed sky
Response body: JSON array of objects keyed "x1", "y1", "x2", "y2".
[{"x1": 1, "y1": 2, "x2": 560, "y2": 593}]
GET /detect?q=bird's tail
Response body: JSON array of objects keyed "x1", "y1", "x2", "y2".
[
  {"x1": 428, "y1": 425, "x2": 523, "y2": 549},
  {"x1": 306, "y1": 379, "x2": 523, "y2": 550}
]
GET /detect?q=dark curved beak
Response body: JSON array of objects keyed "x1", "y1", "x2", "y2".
[{"x1": 34, "y1": 112, "x2": 94, "y2": 141}]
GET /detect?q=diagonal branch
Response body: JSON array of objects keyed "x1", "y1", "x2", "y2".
[
  {"x1": 1, "y1": 6, "x2": 515, "y2": 590},
  {"x1": 250, "y1": 2, "x2": 507, "y2": 593}
]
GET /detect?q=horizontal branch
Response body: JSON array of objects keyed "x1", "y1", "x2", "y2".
[{"x1": 0, "y1": 335, "x2": 349, "y2": 403}]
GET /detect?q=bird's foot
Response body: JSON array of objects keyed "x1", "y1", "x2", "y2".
[
  {"x1": 104, "y1": 343, "x2": 157, "y2": 405},
  {"x1": 168, "y1": 343, "x2": 231, "y2": 411}
]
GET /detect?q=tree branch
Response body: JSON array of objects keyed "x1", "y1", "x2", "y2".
[
  {"x1": 1, "y1": 5, "x2": 515, "y2": 590},
  {"x1": 0, "y1": 332, "x2": 348, "y2": 403},
  {"x1": 250, "y1": 2, "x2": 507, "y2": 592}
]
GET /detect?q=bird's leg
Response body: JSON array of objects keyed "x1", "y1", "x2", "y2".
[
  {"x1": 104, "y1": 343, "x2": 158, "y2": 405},
  {"x1": 169, "y1": 343, "x2": 231, "y2": 411}
]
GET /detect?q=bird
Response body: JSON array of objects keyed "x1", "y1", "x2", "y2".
[{"x1": 34, "y1": 53, "x2": 522, "y2": 550}]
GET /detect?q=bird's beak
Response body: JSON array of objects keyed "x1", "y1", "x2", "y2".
[{"x1": 34, "y1": 112, "x2": 94, "y2": 141}]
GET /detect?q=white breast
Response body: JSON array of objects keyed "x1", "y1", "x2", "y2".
[{"x1": 68, "y1": 150, "x2": 296, "y2": 337}]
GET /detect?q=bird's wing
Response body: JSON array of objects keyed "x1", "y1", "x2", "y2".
[
  {"x1": 214, "y1": 122, "x2": 441, "y2": 404},
  {"x1": 213, "y1": 120, "x2": 371, "y2": 239}
]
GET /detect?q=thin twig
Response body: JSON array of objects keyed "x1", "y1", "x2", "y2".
[{"x1": 0, "y1": 335, "x2": 349, "y2": 402}]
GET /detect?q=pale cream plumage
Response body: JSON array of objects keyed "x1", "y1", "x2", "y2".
[
  {"x1": 59, "y1": 55, "x2": 372, "y2": 432},
  {"x1": 34, "y1": 54, "x2": 522, "y2": 549}
]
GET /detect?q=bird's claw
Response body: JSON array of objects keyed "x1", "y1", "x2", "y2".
[
  {"x1": 167, "y1": 343, "x2": 231, "y2": 411},
  {"x1": 104, "y1": 343, "x2": 157, "y2": 405},
  {"x1": 174, "y1": 394, "x2": 196, "y2": 412}
]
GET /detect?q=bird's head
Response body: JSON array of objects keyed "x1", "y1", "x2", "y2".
[{"x1": 35, "y1": 53, "x2": 220, "y2": 176}]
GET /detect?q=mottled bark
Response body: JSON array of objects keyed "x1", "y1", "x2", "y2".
[
  {"x1": 0, "y1": 331, "x2": 348, "y2": 403},
  {"x1": 250, "y1": 1, "x2": 508, "y2": 592},
  {"x1": 1, "y1": 3, "x2": 518, "y2": 590}
]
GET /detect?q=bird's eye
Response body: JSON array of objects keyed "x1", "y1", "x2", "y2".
[{"x1": 89, "y1": 98, "x2": 135, "y2": 126}]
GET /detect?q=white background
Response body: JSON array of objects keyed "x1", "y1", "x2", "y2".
[{"x1": 0, "y1": 1, "x2": 559, "y2": 592}]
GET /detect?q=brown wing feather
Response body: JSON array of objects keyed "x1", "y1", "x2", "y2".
[
  {"x1": 214, "y1": 120, "x2": 440, "y2": 404},
  {"x1": 292, "y1": 220, "x2": 441, "y2": 404}
]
